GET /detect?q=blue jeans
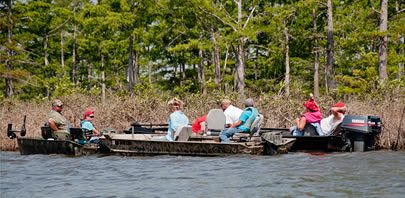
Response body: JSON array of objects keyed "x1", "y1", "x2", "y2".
[
  {"x1": 220, "y1": 128, "x2": 244, "y2": 143},
  {"x1": 291, "y1": 123, "x2": 323, "y2": 136}
]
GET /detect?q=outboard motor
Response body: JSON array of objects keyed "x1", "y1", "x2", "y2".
[
  {"x1": 341, "y1": 115, "x2": 381, "y2": 152},
  {"x1": 8, "y1": 115, "x2": 27, "y2": 139}
]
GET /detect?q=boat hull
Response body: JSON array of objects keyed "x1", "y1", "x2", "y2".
[
  {"x1": 17, "y1": 138, "x2": 98, "y2": 156},
  {"x1": 101, "y1": 135, "x2": 264, "y2": 156}
]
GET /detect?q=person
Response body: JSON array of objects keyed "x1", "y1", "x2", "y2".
[
  {"x1": 46, "y1": 99, "x2": 71, "y2": 140},
  {"x1": 191, "y1": 114, "x2": 207, "y2": 135},
  {"x1": 290, "y1": 94, "x2": 323, "y2": 136},
  {"x1": 220, "y1": 98, "x2": 259, "y2": 143},
  {"x1": 80, "y1": 110, "x2": 101, "y2": 143},
  {"x1": 152, "y1": 98, "x2": 189, "y2": 141},
  {"x1": 220, "y1": 99, "x2": 243, "y2": 127},
  {"x1": 321, "y1": 102, "x2": 347, "y2": 136}
]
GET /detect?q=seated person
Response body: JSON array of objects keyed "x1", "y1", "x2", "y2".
[
  {"x1": 191, "y1": 115, "x2": 207, "y2": 135},
  {"x1": 291, "y1": 94, "x2": 323, "y2": 136},
  {"x1": 46, "y1": 99, "x2": 71, "y2": 140},
  {"x1": 152, "y1": 98, "x2": 189, "y2": 141},
  {"x1": 221, "y1": 99, "x2": 243, "y2": 127},
  {"x1": 321, "y1": 102, "x2": 346, "y2": 136},
  {"x1": 80, "y1": 110, "x2": 101, "y2": 143},
  {"x1": 220, "y1": 98, "x2": 258, "y2": 143}
]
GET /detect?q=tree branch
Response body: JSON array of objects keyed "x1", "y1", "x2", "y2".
[
  {"x1": 48, "y1": 18, "x2": 70, "y2": 35},
  {"x1": 369, "y1": 0, "x2": 382, "y2": 15},
  {"x1": 219, "y1": 2, "x2": 238, "y2": 25},
  {"x1": 243, "y1": 5, "x2": 257, "y2": 29},
  {"x1": 199, "y1": 7, "x2": 238, "y2": 32}
]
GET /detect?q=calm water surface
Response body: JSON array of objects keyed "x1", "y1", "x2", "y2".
[{"x1": 1, "y1": 151, "x2": 405, "y2": 198}]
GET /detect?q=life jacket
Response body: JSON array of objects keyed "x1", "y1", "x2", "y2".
[{"x1": 240, "y1": 107, "x2": 259, "y2": 132}]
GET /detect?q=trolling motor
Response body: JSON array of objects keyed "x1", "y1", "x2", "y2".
[{"x1": 8, "y1": 115, "x2": 27, "y2": 139}]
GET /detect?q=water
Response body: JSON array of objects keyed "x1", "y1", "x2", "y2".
[{"x1": 1, "y1": 151, "x2": 405, "y2": 198}]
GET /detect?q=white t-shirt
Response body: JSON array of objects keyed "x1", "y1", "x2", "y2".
[
  {"x1": 321, "y1": 114, "x2": 344, "y2": 135},
  {"x1": 224, "y1": 105, "x2": 243, "y2": 124}
]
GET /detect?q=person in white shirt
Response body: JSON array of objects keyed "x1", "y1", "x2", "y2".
[
  {"x1": 220, "y1": 99, "x2": 243, "y2": 128},
  {"x1": 321, "y1": 102, "x2": 347, "y2": 136}
]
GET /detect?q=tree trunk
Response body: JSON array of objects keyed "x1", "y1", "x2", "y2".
[
  {"x1": 254, "y1": 48, "x2": 258, "y2": 81},
  {"x1": 87, "y1": 63, "x2": 92, "y2": 90},
  {"x1": 114, "y1": 51, "x2": 119, "y2": 85},
  {"x1": 5, "y1": 0, "x2": 14, "y2": 98},
  {"x1": 398, "y1": 38, "x2": 404, "y2": 79},
  {"x1": 148, "y1": 46, "x2": 152, "y2": 84},
  {"x1": 326, "y1": 0, "x2": 336, "y2": 92},
  {"x1": 181, "y1": 52, "x2": 186, "y2": 86},
  {"x1": 234, "y1": 42, "x2": 245, "y2": 96},
  {"x1": 44, "y1": 35, "x2": 49, "y2": 66},
  {"x1": 61, "y1": 31, "x2": 64, "y2": 75},
  {"x1": 283, "y1": 19, "x2": 290, "y2": 97},
  {"x1": 127, "y1": 36, "x2": 134, "y2": 91},
  {"x1": 198, "y1": 43, "x2": 207, "y2": 96},
  {"x1": 101, "y1": 54, "x2": 106, "y2": 105},
  {"x1": 72, "y1": 24, "x2": 77, "y2": 84},
  {"x1": 378, "y1": 0, "x2": 388, "y2": 80},
  {"x1": 211, "y1": 30, "x2": 221, "y2": 88},
  {"x1": 234, "y1": 0, "x2": 245, "y2": 96},
  {"x1": 313, "y1": 8, "x2": 320, "y2": 98},
  {"x1": 133, "y1": 49, "x2": 139, "y2": 84}
]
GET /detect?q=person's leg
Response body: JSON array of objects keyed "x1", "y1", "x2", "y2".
[
  {"x1": 220, "y1": 128, "x2": 242, "y2": 142},
  {"x1": 290, "y1": 126, "x2": 303, "y2": 136}
]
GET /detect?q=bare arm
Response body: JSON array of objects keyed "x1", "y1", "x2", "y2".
[
  {"x1": 331, "y1": 107, "x2": 346, "y2": 120},
  {"x1": 297, "y1": 116, "x2": 307, "y2": 131},
  {"x1": 48, "y1": 121, "x2": 59, "y2": 132},
  {"x1": 92, "y1": 128, "x2": 100, "y2": 136},
  {"x1": 230, "y1": 120, "x2": 242, "y2": 128}
]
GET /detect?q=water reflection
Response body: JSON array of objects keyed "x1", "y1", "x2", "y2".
[{"x1": 1, "y1": 151, "x2": 405, "y2": 198}]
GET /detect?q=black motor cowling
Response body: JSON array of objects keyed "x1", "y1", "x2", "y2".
[{"x1": 341, "y1": 115, "x2": 381, "y2": 134}]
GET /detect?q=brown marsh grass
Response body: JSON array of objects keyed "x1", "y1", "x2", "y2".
[{"x1": 1, "y1": 91, "x2": 404, "y2": 151}]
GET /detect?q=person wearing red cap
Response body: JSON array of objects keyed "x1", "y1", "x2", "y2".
[
  {"x1": 291, "y1": 94, "x2": 323, "y2": 136},
  {"x1": 80, "y1": 110, "x2": 100, "y2": 142},
  {"x1": 191, "y1": 115, "x2": 207, "y2": 135},
  {"x1": 321, "y1": 102, "x2": 347, "y2": 135}
]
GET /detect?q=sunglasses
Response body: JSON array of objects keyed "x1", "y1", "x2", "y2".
[{"x1": 89, "y1": 116, "x2": 94, "y2": 118}]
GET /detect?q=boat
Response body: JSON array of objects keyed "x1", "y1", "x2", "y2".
[
  {"x1": 100, "y1": 127, "x2": 295, "y2": 156},
  {"x1": 8, "y1": 119, "x2": 99, "y2": 156},
  {"x1": 261, "y1": 115, "x2": 382, "y2": 152}
]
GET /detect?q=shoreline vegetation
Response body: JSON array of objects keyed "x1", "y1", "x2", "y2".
[{"x1": 1, "y1": 89, "x2": 404, "y2": 152}]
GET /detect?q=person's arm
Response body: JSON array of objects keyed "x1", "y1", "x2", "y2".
[
  {"x1": 331, "y1": 107, "x2": 346, "y2": 120},
  {"x1": 297, "y1": 116, "x2": 307, "y2": 131},
  {"x1": 92, "y1": 128, "x2": 100, "y2": 136},
  {"x1": 230, "y1": 120, "x2": 242, "y2": 128},
  {"x1": 48, "y1": 121, "x2": 59, "y2": 132}
]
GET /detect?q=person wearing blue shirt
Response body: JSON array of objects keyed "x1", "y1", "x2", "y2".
[
  {"x1": 80, "y1": 110, "x2": 101, "y2": 143},
  {"x1": 220, "y1": 98, "x2": 259, "y2": 143},
  {"x1": 152, "y1": 98, "x2": 189, "y2": 141}
]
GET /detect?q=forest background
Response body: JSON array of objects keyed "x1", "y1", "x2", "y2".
[{"x1": 1, "y1": 0, "x2": 404, "y2": 151}]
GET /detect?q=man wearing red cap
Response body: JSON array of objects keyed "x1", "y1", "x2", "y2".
[
  {"x1": 80, "y1": 110, "x2": 101, "y2": 142},
  {"x1": 291, "y1": 94, "x2": 323, "y2": 136},
  {"x1": 321, "y1": 102, "x2": 347, "y2": 135}
]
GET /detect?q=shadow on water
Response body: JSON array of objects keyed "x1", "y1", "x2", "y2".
[{"x1": 1, "y1": 151, "x2": 405, "y2": 198}]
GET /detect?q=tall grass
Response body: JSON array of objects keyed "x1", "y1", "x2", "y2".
[{"x1": 1, "y1": 88, "x2": 404, "y2": 151}]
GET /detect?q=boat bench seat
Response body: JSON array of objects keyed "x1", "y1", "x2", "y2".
[
  {"x1": 174, "y1": 126, "x2": 193, "y2": 141},
  {"x1": 205, "y1": 109, "x2": 226, "y2": 136}
]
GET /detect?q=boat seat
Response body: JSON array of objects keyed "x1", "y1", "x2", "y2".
[
  {"x1": 204, "y1": 109, "x2": 226, "y2": 136},
  {"x1": 41, "y1": 126, "x2": 53, "y2": 139},
  {"x1": 302, "y1": 124, "x2": 318, "y2": 136},
  {"x1": 233, "y1": 114, "x2": 263, "y2": 141},
  {"x1": 70, "y1": 128, "x2": 85, "y2": 141},
  {"x1": 174, "y1": 126, "x2": 193, "y2": 141}
]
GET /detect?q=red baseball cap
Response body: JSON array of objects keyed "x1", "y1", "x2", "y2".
[
  {"x1": 303, "y1": 100, "x2": 319, "y2": 111},
  {"x1": 83, "y1": 110, "x2": 94, "y2": 119},
  {"x1": 332, "y1": 102, "x2": 345, "y2": 107}
]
